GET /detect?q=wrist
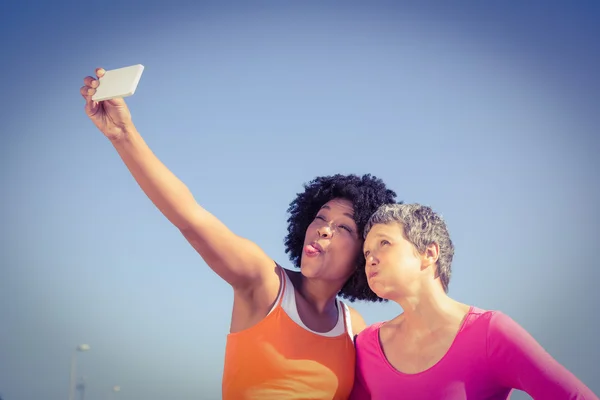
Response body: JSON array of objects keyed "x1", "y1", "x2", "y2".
[{"x1": 108, "y1": 123, "x2": 138, "y2": 144}]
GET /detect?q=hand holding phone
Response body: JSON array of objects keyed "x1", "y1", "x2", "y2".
[{"x1": 81, "y1": 65, "x2": 144, "y2": 140}]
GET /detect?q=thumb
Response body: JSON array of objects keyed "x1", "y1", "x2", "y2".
[{"x1": 84, "y1": 97, "x2": 100, "y2": 117}]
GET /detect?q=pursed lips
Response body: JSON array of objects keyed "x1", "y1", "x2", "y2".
[
  {"x1": 304, "y1": 241, "x2": 325, "y2": 256},
  {"x1": 310, "y1": 242, "x2": 324, "y2": 252}
]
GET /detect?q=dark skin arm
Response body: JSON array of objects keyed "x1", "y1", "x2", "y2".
[{"x1": 81, "y1": 68, "x2": 281, "y2": 331}]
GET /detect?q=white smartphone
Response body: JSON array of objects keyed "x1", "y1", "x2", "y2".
[{"x1": 92, "y1": 64, "x2": 145, "y2": 102}]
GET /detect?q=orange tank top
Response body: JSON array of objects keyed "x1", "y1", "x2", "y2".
[{"x1": 222, "y1": 266, "x2": 356, "y2": 400}]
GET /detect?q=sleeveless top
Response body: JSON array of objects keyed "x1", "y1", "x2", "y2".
[{"x1": 222, "y1": 265, "x2": 356, "y2": 399}]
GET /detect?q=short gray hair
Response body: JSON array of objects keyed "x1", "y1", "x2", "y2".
[{"x1": 364, "y1": 203, "x2": 454, "y2": 292}]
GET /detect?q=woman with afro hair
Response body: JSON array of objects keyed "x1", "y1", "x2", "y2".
[{"x1": 81, "y1": 68, "x2": 398, "y2": 400}]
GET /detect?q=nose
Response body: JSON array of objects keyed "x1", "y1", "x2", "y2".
[
  {"x1": 366, "y1": 254, "x2": 378, "y2": 267},
  {"x1": 317, "y1": 225, "x2": 333, "y2": 238}
]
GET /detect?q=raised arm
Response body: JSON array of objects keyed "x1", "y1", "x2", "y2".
[
  {"x1": 80, "y1": 68, "x2": 279, "y2": 296},
  {"x1": 486, "y1": 311, "x2": 598, "y2": 399}
]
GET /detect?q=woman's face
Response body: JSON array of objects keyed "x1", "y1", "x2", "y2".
[
  {"x1": 300, "y1": 198, "x2": 362, "y2": 284},
  {"x1": 362, "y1": 222, "x2": 425, "y2": 300}
]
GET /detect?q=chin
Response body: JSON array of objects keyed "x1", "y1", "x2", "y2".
[
  {"x1": 368, "y1": 281, "x2": 391, "y2": 300},
  {"x1": 299, "y1": 264, "x2": 316, "y2": 278},
  {"x1": 299, "y1": 258, "x2": 322, "y2": 278}
]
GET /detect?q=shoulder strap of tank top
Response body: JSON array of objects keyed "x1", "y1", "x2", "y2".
[
  {"x1": 276, "y1": 264, "x2": 287, "y2": 307},
  {"x1": 267, "y1": 264, "x2": 287, "y2": 316}
]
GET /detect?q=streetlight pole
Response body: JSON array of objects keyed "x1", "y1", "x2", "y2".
[
  {"x1": 76, "y1": 376, "x2": 87, "y2": 400},
  {"x1": 68, "y1": 344, "x2": 90, "y2": 400}
]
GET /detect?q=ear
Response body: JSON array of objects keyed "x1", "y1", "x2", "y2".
[{"x1": 422, "y1": 242, "x2": 440, "y2": 268}]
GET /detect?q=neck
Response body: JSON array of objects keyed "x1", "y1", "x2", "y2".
[
  {"x1": 297, "y1": 275, "x2": 343, "y2": 314},
  {"x1": 393, "y1": 282, "x2": 463, "y2": 332}
]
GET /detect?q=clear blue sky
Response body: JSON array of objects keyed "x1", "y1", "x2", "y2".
[{"x1": 1, "y1": 1, "x2": 598, "y2": 399}]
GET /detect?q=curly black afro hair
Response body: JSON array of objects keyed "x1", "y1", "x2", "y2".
[{"x1": 284, "y1": 174, "x2": 399, "y2": 302}]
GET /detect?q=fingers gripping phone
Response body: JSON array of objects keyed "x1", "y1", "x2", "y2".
[{"x1": 92, "y1": 64, "x2": 145, "y2": 102}]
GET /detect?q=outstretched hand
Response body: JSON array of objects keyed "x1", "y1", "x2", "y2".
[{"x1": 81, "y1": 67, "x2": 135, "y2": 141}]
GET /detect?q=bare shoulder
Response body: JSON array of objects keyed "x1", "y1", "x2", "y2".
[
  {"x1": 282, "y1": 268, "x2": 304, "y2": 293},
  {"x1": 347, "y1": 305, "x2": 368, "y2": 335}
]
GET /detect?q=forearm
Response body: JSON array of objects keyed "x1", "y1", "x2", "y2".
[{"x1": 110, "y1": 127, "x2": 199, "y2": 230}]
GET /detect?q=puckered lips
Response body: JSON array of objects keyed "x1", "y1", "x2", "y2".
[
  {"x1": 367, "y1": 269, "x2": 379, "y2": 279},
  {"x1": 304, "y1": 241, "x2": 324, "y2": 257}
]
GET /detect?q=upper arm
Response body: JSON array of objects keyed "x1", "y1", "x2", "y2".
[
  {"x1": 180, "y1": 204, "x2": 279, "y2": 295},
  {"x1": 486, "y1": 312, "x2": 597, "y2": 399},
  {"x1": 348, "y1": 306, "x2": 367, "y2": 337}
]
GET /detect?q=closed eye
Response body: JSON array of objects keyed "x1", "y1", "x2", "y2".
[{"x1": 339, "y1": 225, "x2": 353, "y2": 232}]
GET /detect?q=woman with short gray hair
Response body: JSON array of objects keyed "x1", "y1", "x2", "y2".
[{"x1": 350, "y1": 203, "x2": 597, "y2": 400}]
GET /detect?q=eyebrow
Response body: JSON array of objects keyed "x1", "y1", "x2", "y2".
[{"x1": 320, "y1": 205, "x2": 355, "y2": 220}]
